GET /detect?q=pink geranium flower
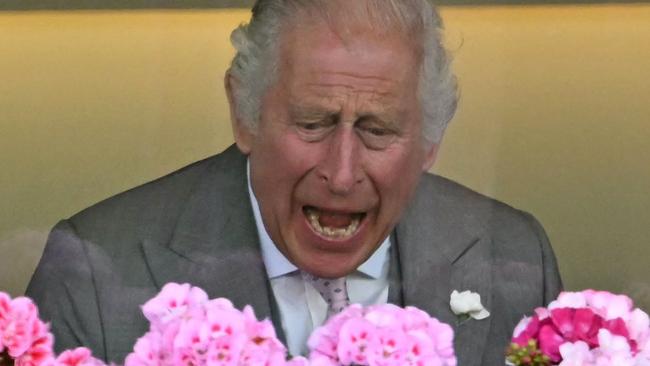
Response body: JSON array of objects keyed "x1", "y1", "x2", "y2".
[
  {"x1": 0, "y1": 292, "x2": 12, "y2": 328},
  {"x1": 55, "y1": 347, "x2": 105, "y2": 366},
  {"x1": 0, "y1": 295, "x2": 56, "y2": 366},
  {"x1": 14, "y1": 332, "x2": 54, "y2": 366},
  {"x1": 308, "y1": 304, "x2": 456, "y2": 366},
  {"x1": 141, "y1": 283, "x2": 208, "y2": 329},
  {"x1": 124, "y1": 283, "x2": 302, "y2": 366},
  {"x1": 0, "y1": 291, "x2": 105, "y2": 366},
  {"x1": 1, "y1": 298, "x2": 44, "y2": 358},
  {"x1": 508, "y1": 290, "x2": 650, "y2": 366}
]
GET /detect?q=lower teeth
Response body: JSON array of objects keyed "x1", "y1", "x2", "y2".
[{"x1": 306, "y1": 209, "x2": 360, "y2": 238}]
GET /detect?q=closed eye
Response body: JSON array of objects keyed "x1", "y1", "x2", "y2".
[
  {"x1": 295, "y1": 118, "x2": 337, "y2": 141},
  {"x1": 355, "y1": 118, "x2": 398, "y2": 149},
  {"x1": 297, "y1": 122, "x2": 325, "y2": 131},
  {"x1": 363, "y1": 127, "x2": 392, "y2": 136}
]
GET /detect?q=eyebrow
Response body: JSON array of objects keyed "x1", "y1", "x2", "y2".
[{"x1": 289, "y1": 105, "x2": 336, "y2": 122}]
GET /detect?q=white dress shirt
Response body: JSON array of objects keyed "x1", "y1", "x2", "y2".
[{"x1": 246, "y1": 161, "x2": 391, "y2": 356}]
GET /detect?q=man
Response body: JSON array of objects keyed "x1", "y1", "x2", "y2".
[{"x1": 27, "y1": 1, "x2": 562, "y2": 365}]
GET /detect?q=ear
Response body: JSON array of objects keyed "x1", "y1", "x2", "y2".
[
  {"x1": 421, "y1": 143, "x2": 439, "y2": 172},
  {"x1": 225, "y1": 70, "x2": 254, "y2": 155}
]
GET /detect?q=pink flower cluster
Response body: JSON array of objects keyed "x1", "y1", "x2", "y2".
[
  {"x1": 0, "y1": 292, "x2": 103, "y2": 366},
  {"x1": 3, "y1": 285, "x2": 458, "y2": 366},
  {"x1": 124, "y1": 283, "x2": 306, "y2": 366},
  {"x1": 55, "y1": 348, "x2": 106, "y2": 366},
  {"x1": 307, "y1": 303, "x2": 456, "y2": 366},
  {"x1": 510, "y1": 290, "x2": 650, "y2": 366},
  {"x1": 0, "y1": 292, "x2": 52, "y2": 366}
]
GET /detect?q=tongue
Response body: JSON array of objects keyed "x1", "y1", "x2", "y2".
[{"x1": 318, "y1": 211, "x2": 353, "y2": 228}]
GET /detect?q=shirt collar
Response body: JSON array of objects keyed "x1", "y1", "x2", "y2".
[{"x1": 246, "y1": 159, "x2": 390, "y2": 280}]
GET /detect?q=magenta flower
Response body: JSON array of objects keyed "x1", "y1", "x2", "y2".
[{"x1": 509, "y1": 290, "x2": 650, "y2": 366}]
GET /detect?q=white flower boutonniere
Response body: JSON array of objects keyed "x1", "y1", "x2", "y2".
[{"x1": 450, "y1": 290, "x2": 490, "y2": 321}]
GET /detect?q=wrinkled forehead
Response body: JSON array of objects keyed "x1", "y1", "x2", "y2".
[
  {"x1": 276, "y1": 18, "x2": 422, "y2": 98},
  {"x1": 272, "y1": 11, "x2": 424, "y2": 123}
]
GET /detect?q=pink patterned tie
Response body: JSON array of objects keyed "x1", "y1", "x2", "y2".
[{"x1": 303, "y1": 272, "x2": 350, "y2": 317}]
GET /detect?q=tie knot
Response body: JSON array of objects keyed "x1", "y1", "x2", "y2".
[{"x1": 302, "y1": 272, "x2": 350, "y2": 316}]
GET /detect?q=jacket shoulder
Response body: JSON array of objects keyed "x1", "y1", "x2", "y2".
[
  {"x1": 68, "y1": 146, "x2": 245, "y2": 246},
  {"x1": 414, "y1": 173, "x2": 548, "y2": 248},
  {"x1": 418, "y1": 173, "x2": 531, "y2": 222}
]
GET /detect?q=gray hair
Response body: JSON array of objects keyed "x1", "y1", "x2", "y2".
[{"x1": 228, "y1": 0, "x2": 458, "y2": 145}]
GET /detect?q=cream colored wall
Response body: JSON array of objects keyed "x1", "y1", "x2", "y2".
[{"x1": 1, "y1": 7, "x2": 648, "y2": 311}]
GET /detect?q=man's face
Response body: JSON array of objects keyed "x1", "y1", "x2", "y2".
[{"x1": 232, "y1": 21, "x2": 438, "y2": 278}]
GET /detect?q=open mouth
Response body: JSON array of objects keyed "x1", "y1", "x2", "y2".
[{"x1": 303, "y1": 206, "x2": 366, "y2": 239}]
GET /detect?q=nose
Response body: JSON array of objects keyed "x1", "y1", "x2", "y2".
[{"x1": 317, "y1": 126, "x2": 365, "y2": 195}]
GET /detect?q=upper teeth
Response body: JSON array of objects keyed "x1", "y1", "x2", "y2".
[{"x1": 305, "y1": 208, "x2": 360, "y2": 238}]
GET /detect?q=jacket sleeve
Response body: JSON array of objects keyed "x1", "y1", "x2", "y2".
[
  {"x1": 525, "y1": 213, "x2": 563, "y2": 305},
  {"x1": 25, "y1": 220, "x2": 107, "y2": 361}
]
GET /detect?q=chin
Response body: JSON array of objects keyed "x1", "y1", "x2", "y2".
[
  {"x1": 288, "y1": 239, "x2": 375, "y2": 278},
  {"x1": 298, "y1": 258, "x2": 360, "y2": 279}
]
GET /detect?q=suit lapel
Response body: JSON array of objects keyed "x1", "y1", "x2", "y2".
[
  {"x1": 140, "y1": 146, "x2": 284, "y2": 341},
  {"x1": 396, "y1": 176, "x2": 493, "y2": 366},
  {"x1": 386, "y1": 231, "x2": 404, "y2": 306}
]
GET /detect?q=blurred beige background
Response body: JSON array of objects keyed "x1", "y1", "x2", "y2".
[{"x1": 1, "y1": 6, "x2": 649, "y2": 310}]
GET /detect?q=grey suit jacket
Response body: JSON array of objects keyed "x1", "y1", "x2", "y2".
[{"x1": 26, "y1": 145, "x2": 561, "y2": 366}]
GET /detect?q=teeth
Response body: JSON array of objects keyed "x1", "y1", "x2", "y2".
[{"x1": 305, "y1": 208, "x2": 361, "y2": 238}]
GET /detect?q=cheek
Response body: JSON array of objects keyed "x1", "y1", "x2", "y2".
[
  {"x1": 369, "y1": 148, "x2": 424, "y2": 210},
  {"x1": 251, "y1": 133, "x2": 325, "y2": 198},
  {"x1": 275, "y1": 136, "x2": 324, "y2": 177}
]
